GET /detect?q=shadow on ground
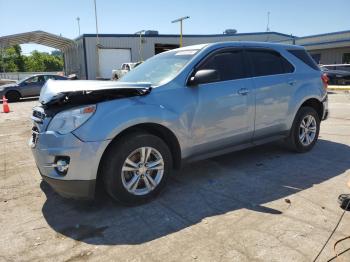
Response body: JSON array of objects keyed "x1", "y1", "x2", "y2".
[{"x1": 41, "y1": 139, "x2": 350, "y2": 245}]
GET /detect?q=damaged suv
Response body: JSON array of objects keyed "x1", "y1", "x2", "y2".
[{"x1": 30, "y1": 42, "x2": 328, "y2": 204}]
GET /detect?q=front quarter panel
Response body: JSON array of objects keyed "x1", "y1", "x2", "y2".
[{"x1": 73, "y1": 84, "x2": 197, "y2": 158}]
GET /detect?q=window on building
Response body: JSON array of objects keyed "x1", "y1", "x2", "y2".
[
  {"x1": 199, "y1": 50, "x2": 246, "y2": 82},
  {"x1": 154, "y1": 44, "x2": 180, "y2": 55},
  {"x1": 343, "y1": 53, "x2": 350, "y2": 64},
  {"x1": 246, "y1": 50, "x2": 295, "y2": 77}
]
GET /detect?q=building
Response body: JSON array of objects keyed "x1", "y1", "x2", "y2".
[
  {"x1": 1, "y1": 30, "x2": 350, "y2": 80},
  {"x1": 67, "y1": 31, "x2": 293, "y2": 80}
]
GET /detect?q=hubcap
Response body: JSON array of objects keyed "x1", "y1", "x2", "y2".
[
  {"x1": 121, "y1": 147, "x2": 164, "y2": 196},
  {"x1": 299, "y1": 115, "x2": 317, "y2": 146}
]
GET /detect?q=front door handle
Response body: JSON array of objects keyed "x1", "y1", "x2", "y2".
[
  {"x1": 288, "y1": 80, "x2": 297, "y2": 86},
  {"x1": 238, "y1": 88, "x2": 249, "y2": 95}
]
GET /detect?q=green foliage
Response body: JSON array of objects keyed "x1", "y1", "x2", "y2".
[
  {"x1": 0, "y1": 44, "x2": 23, "y2": 72},
  {"x1": 0, "y1": 45, "x2": 63, "y2": 72}
]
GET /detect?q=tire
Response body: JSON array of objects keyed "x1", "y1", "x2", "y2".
[
  {"x1": 101, "y1": 132, "x2": 172, "y2": 205},
  {"x1": 6, "y1": 91, "x2": 21, "y2": 102},
  {"x1": 286, "y1": 106, "x2": 320, "y2": 153}
]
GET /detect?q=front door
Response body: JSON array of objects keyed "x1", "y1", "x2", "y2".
[
  {"x1": 20, "y1": 76, "x2": 45, "y2": 97},
  {"x1": 191, "y1": 49, "x2": 255, "y2": 154}
]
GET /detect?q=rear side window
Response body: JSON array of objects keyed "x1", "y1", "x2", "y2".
[
  {"x1": 246, "y1": 50, "x2": 294, "y2": 77},
  {"x1": 288, "y1": 49, "x2": 320, "y2": 71},
  {"x1": 199, "y1": 50, "x2": 246, "y2": 81}
]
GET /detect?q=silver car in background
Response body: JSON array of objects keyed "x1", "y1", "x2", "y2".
[
  {"x1": 0, "y1": 74, "x2": 68, "y2": 102},
  {"x1": 30, "y1": 42, "x2": 328, "y2": 205}
]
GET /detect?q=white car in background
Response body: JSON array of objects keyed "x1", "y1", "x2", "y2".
[{"x1": 112, "y1": 62, "x2": 142, "y2": 80}]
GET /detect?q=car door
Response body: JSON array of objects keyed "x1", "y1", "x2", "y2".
[
  {"x1": 245, "y1": 48, "x2": 296, "y2": 139},
  {"x1": 190, "y1": 48, "x2": 255, "y2": 154},
  {"x1": 31, "y1": 75, "x2": 46, "y2": 96},
  {"x1": 19, "y1": 76, "x2": 38, "y2": 97},
  {"x1": 19, "y1": 76, "x2": 44, "y2": 97}
]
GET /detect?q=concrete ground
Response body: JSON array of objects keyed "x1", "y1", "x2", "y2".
[{"x1": 0, "y1": 92, "x2": 349, "y2": 262}]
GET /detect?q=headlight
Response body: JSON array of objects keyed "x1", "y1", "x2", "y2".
[{"x1": 47, "y1": 105, "x2": 96, "y2": 134}]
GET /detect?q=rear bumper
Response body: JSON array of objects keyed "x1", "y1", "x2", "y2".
[{"x1": 42, "y1": 175, "x2": 96, "y2": 200}]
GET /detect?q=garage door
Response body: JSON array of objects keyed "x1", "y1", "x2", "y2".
[{"x1": 98, "y1": 48, "x2": 131, "y2": 79}]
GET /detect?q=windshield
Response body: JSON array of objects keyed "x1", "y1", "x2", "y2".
[{"x1": 120, "y1": 49, "x2": 198, "y2": 86}]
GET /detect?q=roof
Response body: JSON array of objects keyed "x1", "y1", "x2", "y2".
[
  {"x1": 76, "y1": 31, "x2": 293, "y2": 40},
  {"x1": 0, "y1": 31, "x2": 75, "y2": 50}
]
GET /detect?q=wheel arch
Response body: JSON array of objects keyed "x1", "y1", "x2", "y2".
[
  {"x1": 96, "y1": 122, "x2": 182, "y2": 188},
  {"x1": 299, "y1": 98, "x2": 323, "y2": 120},
  {"x1": 5, "y1": 89, "x2": 22, "y2": 98}
]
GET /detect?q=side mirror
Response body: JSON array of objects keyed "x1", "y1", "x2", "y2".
[{"x1": 188, "y1": 69, "x2": 219, "y2": 86}]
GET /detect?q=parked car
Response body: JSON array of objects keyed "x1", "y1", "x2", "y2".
[
  {"x1": 0, "y1": 74, "x2": 68, "y2": 102},
  {"x1": 30, "y1": 42, "x2": 328, "y2": 204},
  {"x1": 112, "y1": 62, "x2": 142, "y2": 80},
  {"x1": 320, "y1": 65, "x2": 350, "y2": 85}
]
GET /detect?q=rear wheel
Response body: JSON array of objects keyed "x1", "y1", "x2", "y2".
[
  {"x1": 5, "y1": 91, "x2": 21, "y2": 102},
  {"x1": 101, "y1": 132, "x2": 172, "y2": 205},
  {"x1": 286, "y1": 106, "x2": 320, "y2": 153}
]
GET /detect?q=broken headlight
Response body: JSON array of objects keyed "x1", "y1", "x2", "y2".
[{"x1": 47, "y1": 105, "x2": 96, "y2": 134}]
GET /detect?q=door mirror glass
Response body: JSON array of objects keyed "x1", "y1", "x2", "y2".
[{"x1": 188, "y1": 69, "x2": 219, "y2": 86}]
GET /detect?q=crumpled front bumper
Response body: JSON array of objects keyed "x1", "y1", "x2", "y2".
[{"x1": 30, "y1": 131, "x2": 110, "y2": 199}]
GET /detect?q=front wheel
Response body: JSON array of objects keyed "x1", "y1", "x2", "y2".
[
  {"x1": 286, "y1": 106, "x2": 320, "y2": 153},
  {"x1": 101, "y1": 132, "x2": 172, "y2": 205},
  {"x1": 6, "y1": 91, "x2": 21, "y2": 102}
]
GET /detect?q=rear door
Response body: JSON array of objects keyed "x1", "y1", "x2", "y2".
[
  {"x1": 191, "y1": 48, "x2": 255, "y2": 154},
  {"x1": 245, "y1": 48, "x2": 296, "y2": 139}
]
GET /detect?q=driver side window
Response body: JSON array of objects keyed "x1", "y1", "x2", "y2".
[
  {"x1": 25, "y1": 76, "x2": 39, "y2": 84},
  {"x1": 198, "y1": 50, "x2": 246, "y2": 83}
]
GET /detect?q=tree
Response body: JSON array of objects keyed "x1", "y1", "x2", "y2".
[
  {"x1": 0, "y1": 44, "x2": 25, "y2": 72},
  {"x1": 25, "y1": 51, "x2": 63, "y2": 72},
  {"x1": 0, "y1": 45, "x2": 63, "y2": 72}
]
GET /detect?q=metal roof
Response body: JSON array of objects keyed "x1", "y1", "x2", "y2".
[
  {"x1": 0, "y1": 31, "x2": 75, "y2": 50},
  {"x1": 76, "y1": 31, "x2": 293, "y2": 40}
]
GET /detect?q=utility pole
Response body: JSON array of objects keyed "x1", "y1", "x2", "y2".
[
  {"x1": 94, "y1": 0, "x2": 99, "y2": 45},
  {"x1": 171, "y1": 16, "x2": 190, "y2": 47},
  {"x1": 76, "y1": 17, "x2": 81, "y2": 36},
  {"x1": 93, "y1": 0, "x2": 100, "y2": 78},
  {"x1": 266, "y1": 11, "x2": 270, "y2": 32},
  {"x1": 135, "y1": 30, "x2": 146, "y2": 61}
]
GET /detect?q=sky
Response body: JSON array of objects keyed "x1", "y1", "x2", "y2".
[{"x1": 0, "y1": 0, "x2": 349, "y2": 54}]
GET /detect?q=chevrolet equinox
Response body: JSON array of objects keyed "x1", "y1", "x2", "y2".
[{"x1": 30, "y1": 42, "x2": 328, "y2": 204}]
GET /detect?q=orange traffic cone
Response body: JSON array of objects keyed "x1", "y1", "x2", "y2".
[{"x1": 2, "y1": 96, "x2": 10, "y2": 113}]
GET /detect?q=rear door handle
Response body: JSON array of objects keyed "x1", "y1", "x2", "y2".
[{"x1": 238, "y1": 88, "x2": 249, "y2": 95}]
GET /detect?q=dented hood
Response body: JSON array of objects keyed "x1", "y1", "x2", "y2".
[{"x1": 39, "y1": 80, "x2": 152, "y2": 106}]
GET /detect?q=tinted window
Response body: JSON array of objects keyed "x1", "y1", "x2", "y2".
[
  {"x1": 288, "y1": 49, "x2": 320, "y2": 71},
  {"x1": 247, "y1": 50, "x2": 294, "y2": 77},
  {"x1": 199, "y1": 50, "x2": 246, "y2": 82},
  {"x1": 24, "y1": 76, "x2": 39, "y2": 84}
]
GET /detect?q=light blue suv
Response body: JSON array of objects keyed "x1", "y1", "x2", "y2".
[{"x1": 30, "y1": 42, "x2": 328, "y2": 204}]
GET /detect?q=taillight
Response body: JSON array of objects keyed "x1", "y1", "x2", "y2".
[{"x1": 321, "y1": 74, "x2": 329, "y2": 90}]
